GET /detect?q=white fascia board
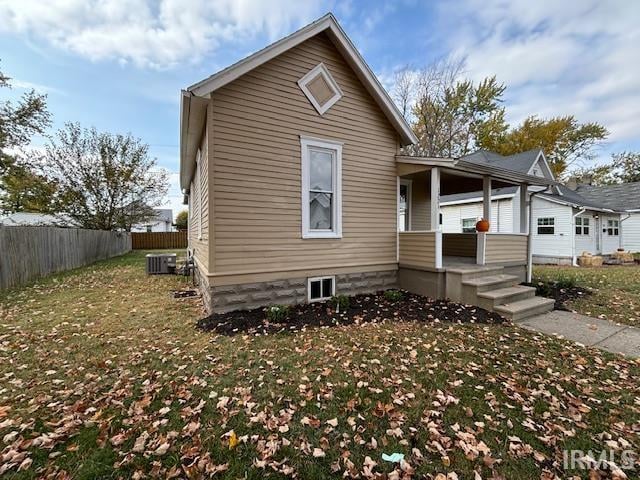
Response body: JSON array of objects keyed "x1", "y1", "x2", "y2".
[
  {"x1": 527, "y1": 150, "x2": 556, "y2": 181},
  {"x1": 538, "y1": 194, "x2": 617, "y2": 213},
  {"x1": 440, "y1": 193, "x2": 515, "y2": 206},
  {"x1": 185, "y1": 13, "x2": 417, "y2": 146}
]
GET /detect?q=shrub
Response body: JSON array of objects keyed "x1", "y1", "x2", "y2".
[
  {"x1": 266, "y1": 305, "x2": 289, "y2": 323},
  {"x1": 331, "y1": 294, "x2": 350, "y2": 312},
  {"x1": 383, "y1": 289, "x2": 404, "y2": 302}
]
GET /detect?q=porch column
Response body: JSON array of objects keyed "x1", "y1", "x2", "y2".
[
  {"x1": 519, "y1": 183, "x2": 528, "y2": 233},
  {"x1": 430, "y1": 167, "x2": 442, "y2": 269},
  {"x1": 430, "y1": 167, "x2": 440, "y2": 231},
  {"x1": 482, "y1": 176, "x2": 491, "y2": 223}
]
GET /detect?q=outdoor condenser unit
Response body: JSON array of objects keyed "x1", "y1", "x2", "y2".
[{"x1": 146, "y1": 253, "x2": 177, "y2": 274}]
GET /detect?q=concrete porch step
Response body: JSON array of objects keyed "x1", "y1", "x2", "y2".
[
  {"x1": 462, "y1": 274, "x2": 520, "y2": 292},
  {"x1": 476, "y1": 285, "x2": 536, "y2": 310},
  {"x1": 494, "y1": 296, "x2": 555, "y2": 321},
  {"x1": 445, "y1": 265, "x2": 504, "y2": 280}
]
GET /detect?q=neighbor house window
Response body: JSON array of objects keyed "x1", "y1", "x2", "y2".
[
  {"x1": 575, "y1": 217, "x2": 590, "y2": 235},
  {"x1": 301, "y1": 136, "x2": 342, "y2": 238},
  {"x1": 146, "y1": 225, "x2": 152, "y2": 233},
  {"x1": 537, "y1": 217, "x2": 555, "y2": 234},
  {"x1": 462, "y1": 218, "x2": 476, "y2": 233},
  {"x1": 607, "y1": 219, "x2": 620, "y2": 236},
  {"x1": 308, "y1": 276, "x2": 335, "y2": 302}
]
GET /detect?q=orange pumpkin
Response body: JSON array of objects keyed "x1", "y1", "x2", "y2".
[{"x1": 475, "y1": 218, "x2": 490, "y2": 232}]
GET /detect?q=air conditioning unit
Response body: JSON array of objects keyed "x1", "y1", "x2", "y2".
[{"x1": 146, "y1": 253, "x2": 177, "y2": 274}]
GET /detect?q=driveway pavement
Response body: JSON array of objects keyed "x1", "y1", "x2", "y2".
[{"x1": 518, "y1": 310, "x2": 640, "y2": 358}]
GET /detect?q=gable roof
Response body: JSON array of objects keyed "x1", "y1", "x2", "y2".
[
  {"x1": 539, "y1": 185, "x2": 619, "y2": 212},
  {"x1": 461, "y1": 149, "x2": 549, "y2": 176},
  {"x1": 575, "y1": 182, "x2": 640, "y2": 212},
  {"x1": 180, "y1": 13, "x2": 417, "y2": 190}
]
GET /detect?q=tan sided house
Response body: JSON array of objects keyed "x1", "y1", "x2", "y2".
[{"x1": 180, "y1": 13, "x2": 557, "y2": 321}]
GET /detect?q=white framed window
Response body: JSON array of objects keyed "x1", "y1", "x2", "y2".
[
  {"x1": 398, "y1": 179, "x2": 412, "y2": 232},
  {"x1": 537, "y1": 217, "x2": 555, "y2": 235},
  {"x1": 461, "y1": 218, "x2": 476, "y2": 233},
  {"x1": 297, "y1": 63, "x2": 343, "y2": 115},
  {"x1": 607, "y1": 219, "x2": 619, "y2": 236},
  {"x1": 575, "y1": 216, "x2": 590, "y2": 235},
  {"x1": 301, "y1": 136, "x2": 342, "y2": 239},
  {"x1": 196, "y1": 149, "x2": 202, "y2": 240},
  {"x1": 308, "y1": 276, "x2": 335, "y2": 302}
]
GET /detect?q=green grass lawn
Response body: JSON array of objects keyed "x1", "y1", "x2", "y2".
[
  {"x1": 534, "y1": 264, "x2": 640, "y2": 327},
  {"x1": 1, "y1": 252, "x2": 639, "y2": 479}
]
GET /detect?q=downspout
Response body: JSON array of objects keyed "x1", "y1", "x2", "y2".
[
  {"x1": 527, "y1": 186, "x2": 552, "y2": 283},
  {"x1": 571, "y1": 208, "x2": 587, "y2": 266}
]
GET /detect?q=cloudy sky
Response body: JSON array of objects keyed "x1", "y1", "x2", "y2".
[{"x1": 1, "y1": 0, "x2": 638, "y2": 219}]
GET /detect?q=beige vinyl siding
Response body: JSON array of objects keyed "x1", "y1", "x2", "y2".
[
  {"x1": 209, "y1": 32, "x2": 399, "y2": 281},
  {"x1": 484, "y1": 234, "x2": 528, "y2": 263},
  {"x1": 398, "y1": 232, "x2": 436, "y2": 269},
  {"x1": 189, "y1": 119, "x2": 210, "y2": 273},
  {"x1": 403, "y1": 172, "x2": 430, "y2": 230}
]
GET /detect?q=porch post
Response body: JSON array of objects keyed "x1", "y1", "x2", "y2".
[
  {"x1": 482, "y1": 176, "x2": 491, "y2": 223},
  {"x1": 430, "y1": 167, "x2": 440, "y2": 231},
  {"x1": 519, "y1": 183, "x2": 528, "y2": 233},
  {"x1": 430, "y1": 167, "x2": 442, "y2": 269}
]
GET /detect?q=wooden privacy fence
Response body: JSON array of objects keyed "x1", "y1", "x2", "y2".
[
  {"x1": 131, "y1": 231, "x2": 187, "y2": 249},
  {"x1": 0, "y1": 226, "x2": 131, "y2": 290}
]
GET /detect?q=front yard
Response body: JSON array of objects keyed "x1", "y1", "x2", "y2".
[
  {"x1": 1, "y1": 252, "x2": 639, "y2": 479},
  {"x1": 534, "y1": 264, "x2": 640, "y2": 327}
]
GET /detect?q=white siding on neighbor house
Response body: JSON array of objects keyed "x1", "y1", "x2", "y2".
[
  {"x1": 623, "y1": 213, "x2": 640, "y2": 252},
  {"x1": 441, "y1": 198, "x2": 513, "y2": 233},
  {"x1": 530, "y1": 196, "x2": 573, "y2": 259},
  {"x1": 574, "y1": 210, "x2": 598, "y2": 256}
]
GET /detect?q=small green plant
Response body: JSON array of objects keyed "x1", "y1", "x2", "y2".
[
  {"x1": 266, "y1": 304, "x2": 289, "y2": 322},
  {"x1": 554, "y1": 274, "x2": 576, "y2": 290},
  {"x1": 331, "y1": 294, "x2": 350, "y2": 312},
  {"x1": 383, "y1": 289, "x2": 404, "y2": 302}
]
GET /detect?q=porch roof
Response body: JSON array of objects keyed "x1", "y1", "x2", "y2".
[{"x1": 396, "y1": 155, "x2": 558, "y2": 187}]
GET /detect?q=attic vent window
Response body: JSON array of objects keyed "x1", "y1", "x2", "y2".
[{"x1": 298, "y1": 63, "x2": 343, "y2": 115}]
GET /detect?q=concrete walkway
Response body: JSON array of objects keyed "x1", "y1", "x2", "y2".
[{"x1": 518, "y1": 310, "x2": 640, "y2": 358}]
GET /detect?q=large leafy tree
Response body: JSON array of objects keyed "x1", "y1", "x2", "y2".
[
  {"x1": 39, "y1": 123, "x2": 169, "y2": 230},
  {"x1": 479, "y1": 116, "x2": 608, "y2": 177},
  {"x1": 402, "y1": 61, "x2": 507, "y2": 158},
  {"x1": 175, "y1": 210, "x2": 188, "y2": 231},
  {"x1": 570, "y1": 151, "x2": 640, "y2": 185},
  {"x1": 0, "y1": 62, "x2": 53, "y2": 213}
]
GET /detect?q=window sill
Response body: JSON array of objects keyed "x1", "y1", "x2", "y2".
[{"x1": 303, "y1": 231, "x2": 342, "y2": 239}]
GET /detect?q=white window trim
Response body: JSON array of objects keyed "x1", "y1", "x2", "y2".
[
  {"x1": 307, "y1": 275, "x2": 336, "y2": 302},
  {"x1": 196, "y1": 149, "x2": 202, "y2": 240},
  {"x1": 297, "y1": 63, "x2": 343, "y2": 115},
  {"x1": 300, "y1": 135, "x2": 343, "y2": 239},
  {"x1": 537, "y1": 217, "x2": 555, "y2": 235},
  {"x1": 399, "y1": 179, "x2": 412, "y2": 232},
  {"x1": 461, "y1": 217, "x2": 477, "y2": 233},
  {"x1": 576, "y1": 216, "x2": 590, "y2": 236},
  {"x1": 607, "y1": 219, "x2": 620, "y2": 236}
]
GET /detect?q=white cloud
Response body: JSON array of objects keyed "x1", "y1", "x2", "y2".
[
  {"x1": 434, "y1": 0, "x2": 640, "y2": 146},
  {"x1": 0, "y1": 0, "x2": 328, "y2": 69}
]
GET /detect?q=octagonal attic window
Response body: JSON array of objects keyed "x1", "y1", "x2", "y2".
[{"x1": 298, "y1": 63, "x2": 343, "y2": 115}]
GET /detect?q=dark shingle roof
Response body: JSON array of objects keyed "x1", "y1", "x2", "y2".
[
  {"x1": 539, "y1": 185, "x2": 617, "y2": 211},
  {"x1": 575, "y1": 182, "x2": 640, "y2": 211},
  {"x1": 440, "y1": 186, "x2": 518, "y2": 204},
  {"x1": 461, "y1": 149, "x2": 541, "y2": 174}
]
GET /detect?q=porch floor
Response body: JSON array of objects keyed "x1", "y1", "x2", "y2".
[{"x1": 443, "y1": 255, "x2": 477, "y2": 268}]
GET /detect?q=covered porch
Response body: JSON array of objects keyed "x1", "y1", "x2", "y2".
[{"x1": 395, "y1": 155, "x2": 556, "y2": 318}]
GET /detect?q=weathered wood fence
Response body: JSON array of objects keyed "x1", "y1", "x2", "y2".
[
  {"x1": 0, "y1": 226, "x2": 132, "y2": 290},
  {"x1": 131, "y1": 231, "x2": 187, "y2": 249}
]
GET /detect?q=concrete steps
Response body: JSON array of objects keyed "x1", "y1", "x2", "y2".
[
  {"x1": 495, "y1": 297, "x2": 556, "y2": 321},
  {"x1": 446, "y1": 265, "x2": 553, "y2": 321}
]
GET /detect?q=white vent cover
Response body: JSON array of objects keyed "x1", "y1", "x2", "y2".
[{"x1": 297, "y1": 63, "x2": 343, "y2": 115}]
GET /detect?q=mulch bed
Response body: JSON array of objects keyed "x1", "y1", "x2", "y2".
[
  {"x1": 196, "y1": 291, "x2": 507, "y2": 336},
  {"x1": 524, "y1": 281, "x2": 591, "y2": 311}
]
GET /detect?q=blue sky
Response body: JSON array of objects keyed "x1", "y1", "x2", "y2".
[{"x1": 1, "y1": 0, "x2": 639, "y2": 218}]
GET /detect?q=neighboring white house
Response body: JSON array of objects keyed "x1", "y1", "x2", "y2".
[
  {"x1": 0, "y1": 212, "x2": 73, "y2": 227},
  {"x1": 131, "y1": 209, "x2": 174, "y2": 232},
  {"x1": 440, "y1": 149, "x2": 626, "y2": 265},
  {"x1": 575, "y1": 181, "x2": 640, "y2": 253}
]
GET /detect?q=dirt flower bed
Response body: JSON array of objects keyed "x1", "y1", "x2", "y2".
[
  {"x1": 196, "y1": 290, "x2": 507, "y2": 335},
  {"x1": 525, "y1": 279, "x2": 591, "y2": 311}
]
